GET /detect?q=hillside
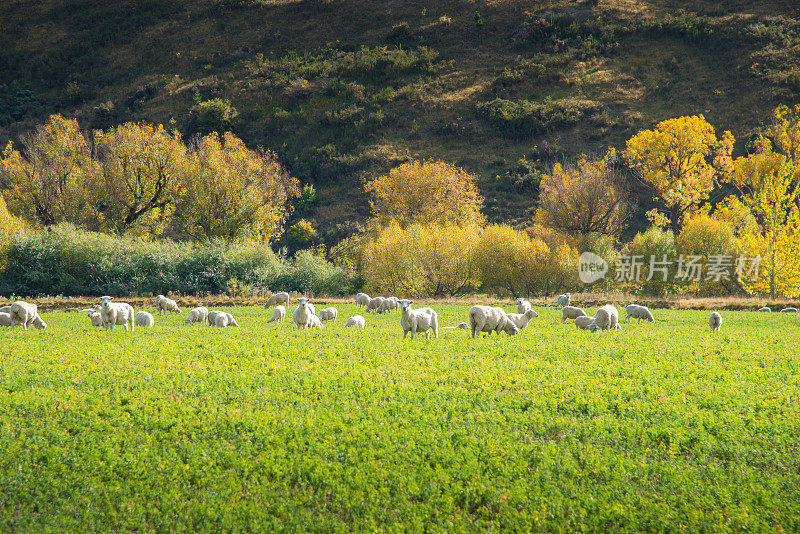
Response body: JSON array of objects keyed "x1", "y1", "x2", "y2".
[{"x1": 2, "y1": 0, "x2": 799, "y2": 243}]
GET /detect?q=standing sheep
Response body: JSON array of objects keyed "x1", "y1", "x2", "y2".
[
  {"x1": 265, "y1": 292, "x2": 290, "y2": 309},
  {"x1": 99, "y1": 296, "x2": 135, "y2": 331},
  {"x1": 345, "y1": 315, "x2": 366, "y2": 328},
  {"x1": 557, "y1": 293, "x2": 571, "y2": 308},
  {"x1": 354, "y1": 293, "x2": 371, "y2": 308},
  {"x1": 135, "y1": 311, "x2": 155, "y2": 328},
  {"x1": 588, "y1": 305, "x2": 621, "y2": 332},
  {"x1": 185, "y1": 306, "x2": 209, "y2": 325},
  {"x1": 516, "y1": 298, "x2": 532, "y2": 314},
  {"x1": 505, "y1": 309, "x2": 538, "y2": 331},
  {"x1": 758, "y1": 306, "x2": 771, "y2": 313},
  {"x1": 399, "y1": 299, "x2": 439, "y2": 339},
  {"x1": 379, "y1": 297, "x2": 400, "y2": 314},
  {"x1": 0, "y1": 312, "x2": 11, "y2": 327},
  {"x1": 208, "y1": 310, "x2": 239, "y2": 328},
  {"x1": 710, "y1": 312, "x2": 723, "y2": 331},
  {"x1": 318, "y1": 307, "x2": 338, "y2": 324},
  {"x1": 10, "y1": 301, "x2": 47, "y2": 331},
  {"x1": 575, "y1": 316, "x2": 593, "y2": 330},
  {"x1": 624, "y1": 304, "x2": 655, "y2": 323},
  {"x1": 292, "y1": 298, "x2": 316, "y2": 329},
  {"x1": 156, "y1": 295, "x2": 181, "y2": 315},
  {"x1": 267, "y1": 305, "x2": 286, "y2": 324},
  {"x1": 468, "y1": 305, "x2": 519, "y2": 339},
  {"x1": 561, "y1": 306, "x2": 587, "y2": 323},
  {"x1": 366, "y1": 297, "x2": 385, "y2": 313}
]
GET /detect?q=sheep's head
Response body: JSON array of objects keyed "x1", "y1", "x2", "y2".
[
  {"x1": 100, "y1": 296, "x2": 113, "y2": 309},
  {"x1": 297, "y1": 297, "x2": 309, "y2": 308},
  {"x1": 32, "y1": 316, "x2": 47, "y2": 330},
  {"x1": 525, "y1": 309, "x2": 537, "y2": 319},
  {"x1": 503, "y1": 320, "x2": 520, "y2": 336},
  {"x1": 399, "y1": 299, "x2": 412, "y2": 311}
]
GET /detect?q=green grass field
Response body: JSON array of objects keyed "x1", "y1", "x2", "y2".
[{"x1": 2, "y1": 303, "x2": 799, "y2": 532}]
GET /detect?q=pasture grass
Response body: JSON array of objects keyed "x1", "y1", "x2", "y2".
[{"x1": 1, "y1": 304, "x2": 799, "y2": 531}]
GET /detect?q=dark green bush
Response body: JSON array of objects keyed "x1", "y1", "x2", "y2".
[
  {"x1": 197, "y1": 98, "x2": 236, "y2": 136},
  {"x1": 477, "y1": 98, "x2": 598, "y2": 138}
]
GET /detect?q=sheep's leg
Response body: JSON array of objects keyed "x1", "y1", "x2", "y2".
[{"x1": 408, "y1": 330, "x2": 414, "y2": 340}]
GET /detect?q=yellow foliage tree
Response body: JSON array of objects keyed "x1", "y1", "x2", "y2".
[
  {"x1": 0, "y1": 196, "x2": 26, "y2": 273},
  {"x1": 178, "y1": 132, "x2": 299, "y2": 241},
  {"x1": 739, "y1": 208, "x2": 800, "y2": 298},
  {"x1": 676, "y1": 212, "x2": 741, "y2": 295},
  {"x1": 536, "y1": 149, "x2": 633, "y2": 237},
  {"x1": 0, "y1": 114, "x2": 94, "y2": 226},
  {"x1": 623, "y1": 115, "x2": 733, "y2": 230},
  {"x1": 767, "y1": 103, "x2": 800, "y2": 164},
  {"x1": 364, "y1": 160, "x2": 485, "y2": 229}
]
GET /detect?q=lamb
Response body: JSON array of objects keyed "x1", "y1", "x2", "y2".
[
  {"x1": 557, "y1": 293, "x2": 571, "y2": 308},
  {"x1": 135, "y1": 311, "x2": 155, "y2": 328},
  {"x1": 266, "y1": 305, "x2": 286, "y2": 324},
  {"x1": 10, "y1": 301, "x2": 47, "y2": 330},
  {"x1": 99, "y1": 296, "x2": 135, "y2": 331},
  {"x1": 441, "y1": 322, "x2": 470, "y2": 330},
  {"x1": 345, "y1": 315, "x2": 366, "y2": 328},
  {"x1": 561, "y1": 306, "x2": 587, "y2": 323},
  {"x1": 781, "y1": 307, "x2": 798, "y2": 313},
  {"x1": 185, "y1": 306, "x2": 209, "y2": 325},
  {"x1": 505, "y1": 309, "x2": 538, "y2": 331},
  {"x1": 155, "y1": 295, "x2": 181, "y2": 315},
  {"x1": 588, "y1": 304, "x2": 621, "y2": 332},
  {"x1": 624, "y1": 304, "x2": 655, "y2": 323},
  {"x1": 80, "y1": 305, "x2": 102, "y2": 327},
  {"x1": 208, "y1": 310, "x2": 239, "y2": 328},
  {"x1": 399, "y1": 299, "x2": 439, "y2": 339},
  {"x1": 354, "y1": 293, "x2": 371, "y2": 308},
  {"x1": 516, "y1": 298, "x2": 532, "y2": 314},
  {"x1": 0, "y1": 312, "x2": 11, "y2": 326},
  {"x1": 710, "y1": 312, "x2": 723, "y2": 331},
  {"x1": 367, "y1": 296, "x2": 385, "y2": 313},
  {"x1": 265, "y1": 292, "x2": 290, "y2": 309},
  {"x1": 379, "y1": 297, "x2": 400, "y2": 314},
  {"x1": 758, "y1": 306, "x2": 771, "y2": 312},
  {"x1": 468, "y1": 305, "x2": 519, "y2": 339},
  {"x1": 574, "y1": 316, "x2": 593, "y2": 330},
  {"x1": 308, "y1": 315, "x2": 325, "y2": 329},
  {"x1": 292, "y1": 297, "x2": 316, "y2": 329},
  {"x1": 318, "y1": 307, "x2": 338, "y2": 324}
]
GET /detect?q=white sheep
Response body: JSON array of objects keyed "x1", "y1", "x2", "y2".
[
  {"x1": 588, "y1": 304, "x2": 621, "y2": 332},
  {"x1": 135, "y1": 311, "x2": 155, "y2": 328},
  {"x1": 575, "y1": 316, "x2": 593, "y2": 330},
  {"x1": 0, "y1": 312, "x2": 11, "y2": 326},
  {"x1": 318, "y1": 307, "x2": 338, "y2": 324},
  {"x1": 155, "y1": 295, "x2": 181, "y2": 315},
  {"x1": 624, "y1": 304, "x2": 655, "y2": 323},
  {"x1": 292, "y1": 297, "x2": 316, "y2": 329},
  {"x1": 505, "y1": 309, "x2": 538, "y2": 331},
  {"x1": 265, "y1": 292, "x2": 290, "y2": 309},
  {"x1": 185, "y1": 306, "x2": 209, "y2": 325},
  {"x1": 267, "y1": 305, "x2": 286, "y2": 324},
  {"x1": 208, "y1": 310, "x2": 239, "y2": 328},
  {"x1": 366, "y1": 296, "x2": 385, "y2": 313},
  {"x1": 781, "y1": 307, "x2": 798, "y2": 313},
  {"x1": 345, "y1": 315, "x2": 366, "y2": 328},
  {"x1": 516, "y1": 298, "x2": 532, "y2": 314},
  {"x1": 0, "y1": 305, "x2": 11, "y2": 314},
  {"x1": 441, "y1": 322, "x2": 470, "y2": 330},
  {"x1": 10, "y1": 301, "x2": 47, "y2": 330},
  {"x1": 758, "y1": 306, "x2": 771, "y2": 313},
  {"x1": 379, "y1": 297, "x2": 400, "y2": 314},
  {"x1": 80, "y1": 305, "x2": 102, "y2": 327},
  {"x1": 468, "y1": 305, "x2": 519, "y2": 338},
  {"x1": 561, "y1": 306, "x2": 587, "y2": 323},
  {"x1": 308, "y1": 314, "x2": 325, "y2": 329},
  {"x1": 354, "y1": 293, "x2": 371, "y2": 308},
  {"x1": 710, "y1": 312, "x2": 723, "y2": 331},
  {"x1": 399, "y1": 299, "x2": 438, "y2": 339},
  {"x1": 99, "y1": 296, "x2": 135, "y2": 331},
  {"x1": 557, "y1": 293, "x2": 571, "y2": 308}
]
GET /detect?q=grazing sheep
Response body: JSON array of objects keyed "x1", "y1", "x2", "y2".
[
  {"x1": 506, "y1": 309, "x2": 538, "y2": 331},
  {"x1": 780, "y1": 307, "x2": 798, "y2": 313},
  {"x1": 516, "y1": 298, "x2": 532, "y2": 314},
  {"x1": 10, "y1": 301, "x2": 47, "y2": 331},
  {"x1": 710, "y1": 312, "x2": 723, "y2": 331},
  {"x1": 99, "y1": 296, "x2": 135, "y2": 331},
  {"x1": 185, "y1": 306, "x2": 209, "y2": 325},
  {"x1": 575, "y1": 316, "x2": 593, "y2": 330},
  {"x1": 354, "y1": 293, "x2": 371, "y2": 308},
  {"x1": 468, "y1": 305, "x2": 519, "y2": 339},
  {"x1": 345, "y1": 315, "x2": 366, "y2": 328},
  {"x1": 367, "y1": 296, "x2": 386, "y2": 313},
  {"x1": 155, "y1": 295, "x2": 181, "y2": 315},
  {"x1": 308, "y1": 315, "x2": 325, "y2": 329},
  {"x1": 135, "y1": 311, "x2": 155, "y2": 328},
  {"x1": 561, "y1": 306, "x2": 587, "y2": 323},
  {"x1": 0, "y1": 312, "x2": 11, "y2": 326},
  {"x1": 557, "y1": 293, "x2": 571, "y2": 308},
  {"x1": 758, "y1": 306, "x2": 771, "y2": 313},
  {"x1": 379, "y1": 297, "x2": 400, "y2": 314},
  {"x1": 624, "y1": 304, "x2": 655, "y2": 323},
  {"x1": 588, "y1": 305, "x2": 621, "y2": 332},
  {"x1": 318, "y1": 307, "x2": 338, "y2": 324},
  {"x1": 292, "y1": 298, "x2": 316, "y2": 329},
  {"x1": 208, "y1": 310, "x2": 239, "y2": 328},
  {"x1": 399, "y1": 299, "x2": 439, "y2": 339},
  {"x1": 267, "y1": 305, "x2": 286, "y2": 324},
  {"x1": 442, "y1": 322, "x2": 470, "y2": 330},
  {"x1": 265, "y1": 292, "x2": 290, "y2": 309}
]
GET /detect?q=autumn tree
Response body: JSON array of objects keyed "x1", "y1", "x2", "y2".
[
  {"x1": 536, "y1": 149, "x2": 633, "y2": 237},
  {"x1": 623, "y1": 115, "x2": 733, "y2": 231},
  {"x1": 177, "y1": 132, "x2": 299, "y2": 241},
  {"x1": 766, "y1": 103, "x2": 800, "y2": 164},
  {"x1": 0, "y1": 114, "x2": 94, "y2": 227},
  {"x1": 364, "y1": 160, "x2": 485, "y2": 229}
]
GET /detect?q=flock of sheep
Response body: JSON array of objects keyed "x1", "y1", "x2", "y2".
[{"x1": 0, "y1": 290, "x2": 797, "y2": 335}]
